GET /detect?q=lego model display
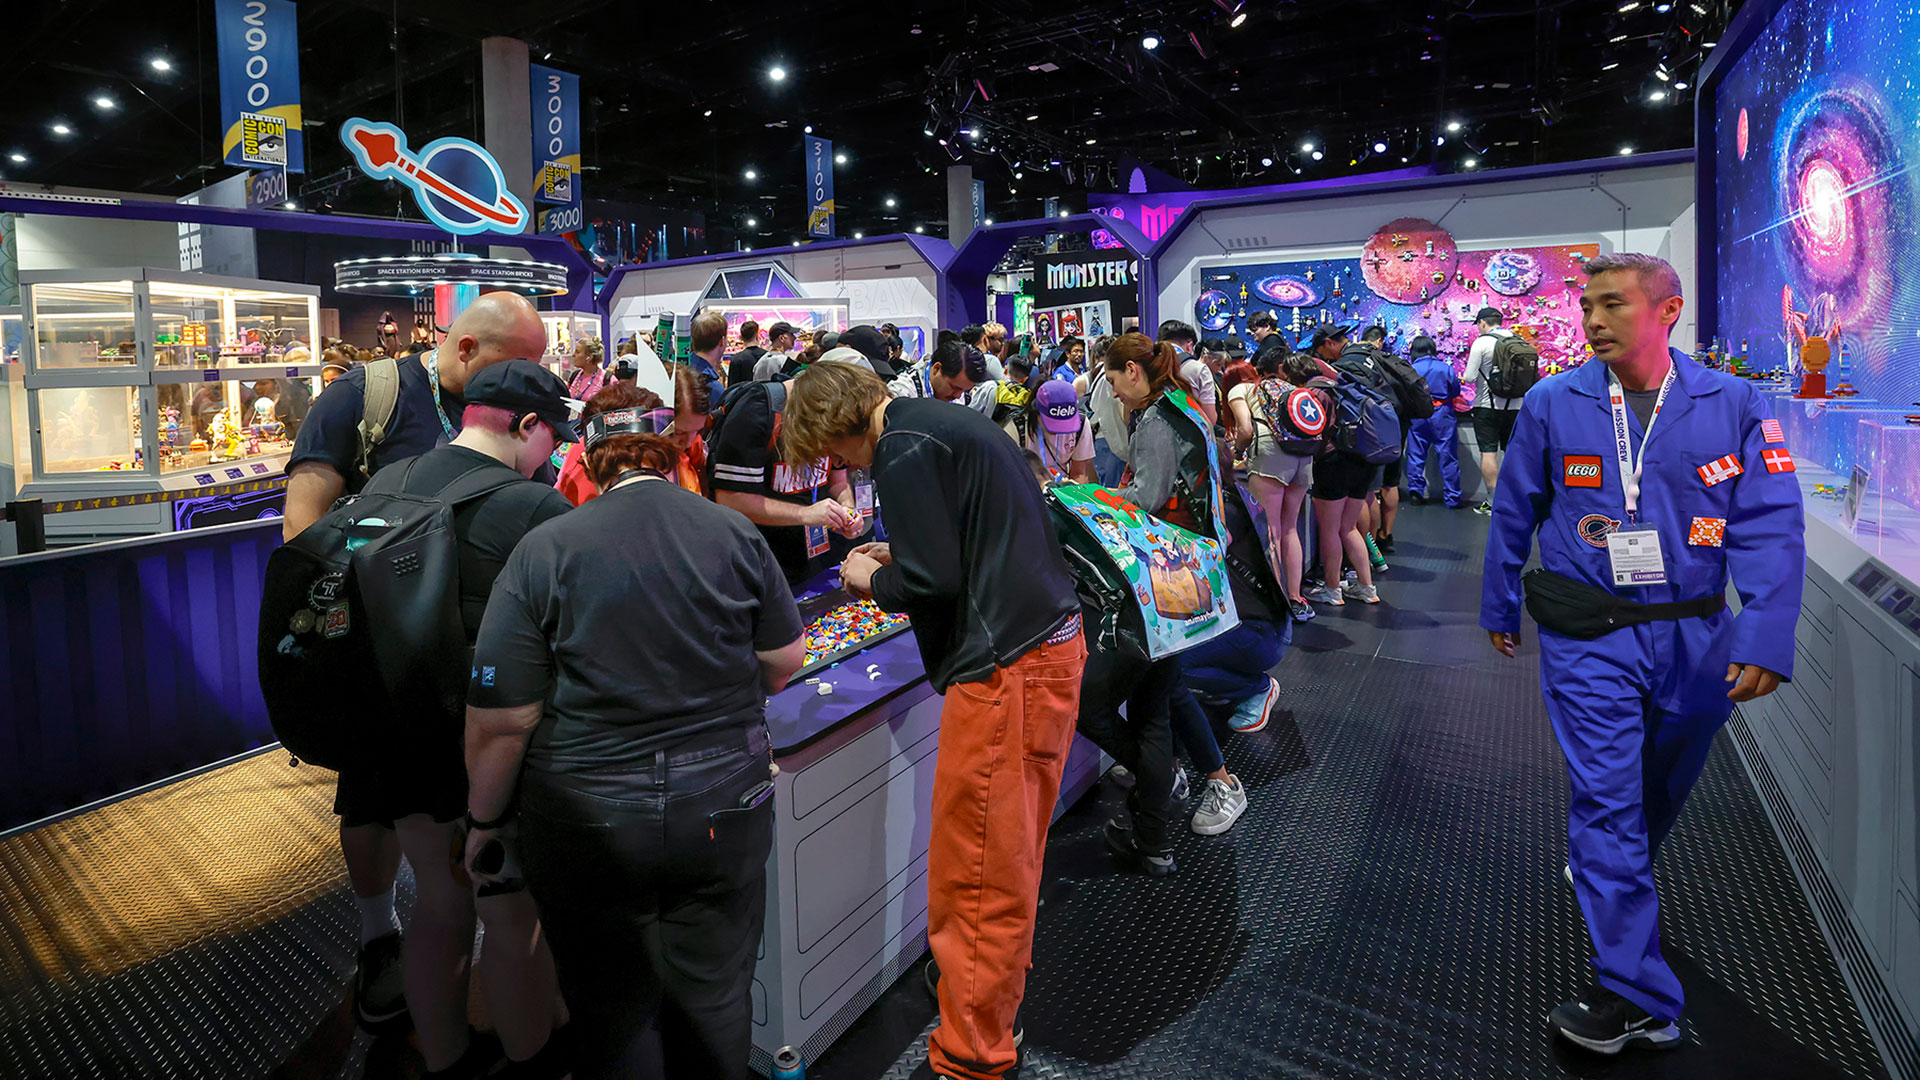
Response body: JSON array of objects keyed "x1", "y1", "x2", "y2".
[
  {"x1": 540, "y1": 311, "x2": 601, "y2": 373},
  {"x1": 699, "y1": 300, "x2": 851, "y2": 355}
]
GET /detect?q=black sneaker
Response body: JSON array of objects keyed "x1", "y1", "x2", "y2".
[
  {"x1": 1102, "y1": 818, "x2": 1175, "y2": 876},
  {"x1": 1548, "y1": 985, "x2": 1681, "y2": 1055},
  {"x1": 1376, "y1": 534, "x2": 1396, "y2": 554},
  {"x1": 352, "y1": 931, "x2": 408, "y2": 1028}
]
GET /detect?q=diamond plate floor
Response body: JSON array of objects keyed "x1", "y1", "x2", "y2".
[{"x1": 0, "y1": 504, "x2": 1890, "y2": 1080}]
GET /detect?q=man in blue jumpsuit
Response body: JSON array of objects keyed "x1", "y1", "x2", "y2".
[
  {"x1": 1481, "y1": 252, "x2": 1804, "y2": 1054},
  {"x1": 1404, "y1": 334, "x2": 1464, "y2": 507}
]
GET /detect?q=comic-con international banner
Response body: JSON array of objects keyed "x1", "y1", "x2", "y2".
[{"x1": 215, "y1": 0, "x2": 304, "y2": 172}]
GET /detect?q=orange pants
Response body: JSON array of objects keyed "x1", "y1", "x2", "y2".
[{"x1": 926, "y1": 631, "x2": 1086, "y2": 1080}]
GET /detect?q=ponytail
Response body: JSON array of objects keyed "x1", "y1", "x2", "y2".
[{"x1": 1103, "y1": 331, "x2": 1192, "y2": 398}]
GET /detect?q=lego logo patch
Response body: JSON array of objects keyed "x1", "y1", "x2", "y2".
[{"x1": 1562, "y1": 455, "x2": 1603, "y2": 488}]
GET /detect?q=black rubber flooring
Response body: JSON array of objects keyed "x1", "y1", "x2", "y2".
[{"x1": 0, "y1": 502, "x2": 1889, "y2": 1079}]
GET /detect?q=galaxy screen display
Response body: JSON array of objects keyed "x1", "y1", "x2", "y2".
[{"x1": 1710, "y1": 0, "x2": 1920, "y2": 498}]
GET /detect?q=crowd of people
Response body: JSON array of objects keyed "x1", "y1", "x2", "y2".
[{"x1": 272, "y1": 249, "x2": 1796, "y2": 1077}]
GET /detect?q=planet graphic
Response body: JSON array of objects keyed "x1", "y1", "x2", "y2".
[
  {"x1": 1196, "y1": 289, "x2": 1233, "y2": 331},
  {"x1": 1253, "y1": 274, "x2": 1323, "y2": 307},
  {"x1": 1483, "y1": 251, "x2": 1543, "y2": 296},
  {"x1": 1360, "y1": 217, "x2": 1459, "y2": 302},
  {"x1": 418, "y1": 141, "x2": 512, "y2": 231},
  {"x1": 1737, "y1": 107, "x2": 1750, "y2": 161}
]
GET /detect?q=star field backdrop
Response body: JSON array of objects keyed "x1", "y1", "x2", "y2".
[{"x1": 1713, "y1": 0, "x2": 1920, "y2": 409}]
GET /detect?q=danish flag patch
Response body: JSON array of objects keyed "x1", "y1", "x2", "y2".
[
  {"x1": 1761, "y1": 419, "x2": 1785, "y2": 443},
  {"x1": 1688, "y1": 517, "x2": 1726, "y2": 547},
  {"x1": 1763, "y1": 447, "x2": 1796, "y2": 473},
  {"x1": 1697, "y1": 454, "x2": 1743, "y2": 487}
]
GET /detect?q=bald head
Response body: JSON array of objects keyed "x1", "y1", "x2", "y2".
[{"x1": 437, "y1": 291, "x2": 549, "y2": 395}]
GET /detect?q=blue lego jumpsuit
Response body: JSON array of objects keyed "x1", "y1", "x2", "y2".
[
  {"x1": 1480, "y1": 348, "x2": 1804, "y2": 1021},
  {"x1": 1406, "y1": 356, "x2": 1464, "y2": 506}
]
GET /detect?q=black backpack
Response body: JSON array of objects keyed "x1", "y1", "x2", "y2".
[
  {"x1": 1484, "y1": 333, "x2": 1542, "y2": 399},
  {"x1": 1371, "y1": 346, "x2": 1437, "y2": 421},
  {"x1": 257, "y1": 458, "x2": 520, "y2": 769}
]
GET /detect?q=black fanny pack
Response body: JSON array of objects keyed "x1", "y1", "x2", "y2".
[{"x1": 1522, "y1": 569, "x2": 1725, "y2": 640}]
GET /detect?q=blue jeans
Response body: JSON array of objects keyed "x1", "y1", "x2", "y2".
[{"x1": 1170, "y1": 618, "x2": 1290, "y2": 774}]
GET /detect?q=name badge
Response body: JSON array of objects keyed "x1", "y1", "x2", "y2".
[
  {"x1": 1606, "y1": 523, "x2": 1667, "y2": 587},
  {"x1": 806, "y1": 525, "x2": 830, "y2": 558}
]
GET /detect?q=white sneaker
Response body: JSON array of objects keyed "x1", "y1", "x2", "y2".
[
  {"x1": 1191, "y1": 776, "x2": 1248, "y2": 835},
  {"x1": 1342, "y1": 580, "x2": 1381, "y2": 604}
]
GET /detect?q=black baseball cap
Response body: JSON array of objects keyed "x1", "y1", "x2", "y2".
[
  {"x1": 1301, "y1": 322, "x2": 1354, "y2": 350},
  {"x1": 1475, "y1": 306, "x2": 1504, "y2": 324},
  {"x1": 840, "y1": 325, "x2": 891, "y2": 366},
  {"x1": 464, "y1": 358, "x2": 581, "y2": 442},
  {"x1": 768, "y1": 321, "x2": 798, "y2": 341}
]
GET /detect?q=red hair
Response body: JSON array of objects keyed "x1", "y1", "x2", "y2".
[
  {"x1": 1221, "y1": 361, "x2": 1259, "y2": 393},
  {"x1": 582, "y1": 383, "x2": 681, "y2": 486}
]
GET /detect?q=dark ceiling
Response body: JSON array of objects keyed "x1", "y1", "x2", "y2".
[{"x1": 1, "y1": 0, "x2": 1740, "y2": 249}]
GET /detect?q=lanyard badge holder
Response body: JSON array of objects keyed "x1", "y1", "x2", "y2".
[{"x1": 1605, "y1": 366, "x2": 1676, "y2": 588}]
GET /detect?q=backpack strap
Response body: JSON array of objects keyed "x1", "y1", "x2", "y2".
[
  {"x1": 356, "y1": 356, "x2": 403, "y2": 478},
  {"x1": 436, "y1": 461, "x2": 530, "y2": 507},
  {"x1": 764, "y1": 381, "x2": 788, "y2": 457}
]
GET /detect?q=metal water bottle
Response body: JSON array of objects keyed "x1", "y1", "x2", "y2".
[{"x1": 772, "y1": 1046, "x2": 805, "y2": 1079}]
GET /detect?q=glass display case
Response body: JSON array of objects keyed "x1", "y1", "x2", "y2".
[
  {"x1": 697, "y1": 300, "x2": 852, "y2": 357},
  {"x1": 541, "y1": 311, "x2": 602, "y2": 375},
  {"x1": 1, "y1": 307, "x2": 23, "y2": 365},
  {"x1": 19, "y1": 269, "x2": 321, "y2": 504}
]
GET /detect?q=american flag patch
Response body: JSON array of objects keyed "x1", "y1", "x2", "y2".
[
  {"x1": 1763, "y1": 447, "x2": 1796, "y2": 473},
  {"x1": 1697, "y1": 454, "x2": 1743, "y2": 487},
  {"x1": 1761, "y1": 419, "x2": 1785, "y2": 443}
]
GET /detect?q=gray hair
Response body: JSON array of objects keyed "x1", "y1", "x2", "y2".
[{"x1": 1584, "y1": 252, "x2": 1682, "y2": 302}]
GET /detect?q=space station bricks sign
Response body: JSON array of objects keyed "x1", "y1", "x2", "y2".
[
  {"x1": 215, "y1": 0, "x2": 304, "y2": 172},
  {"x1": 1034, "y1": 252, "x2": 1140, "y2": 319}
]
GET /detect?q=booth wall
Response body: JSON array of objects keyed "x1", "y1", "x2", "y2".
[
  {"x1": 606, "y1": 240, "x2": 940, "y2": 339},
  {"x1": 1154, "y1": 162, "x2": 1699, "y2": 348},
  {"x1": 14, "y1": 213, "x2": 181, "y2": 273}
]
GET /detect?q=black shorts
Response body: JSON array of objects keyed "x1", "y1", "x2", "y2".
[
  {"x1": 1312, "y1": 454, "x2": 1383, "y2": 502},
  {"x1": 1471, "y1": 407, "x2": 1519, "y2": 451},
  {"x1": 333, "y1": 725, "x2": 468, "y2": 828}
]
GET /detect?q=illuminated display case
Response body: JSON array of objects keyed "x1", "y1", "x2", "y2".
[
  {"x1": 540, "y1": 310, "x2": 602, "y2": 374},
  {"x1": 697, "y1": 299, "x2": 851, "y2": 356},
  {"x1": 17, "y1": 270, "x2": 321, "y2": 530}
]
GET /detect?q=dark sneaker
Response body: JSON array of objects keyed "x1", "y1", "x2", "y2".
[
  {"x1": 1103, "y1": 818, "x2": 1176, "y2": 876},
  {"x1": 1288, "y1": 598, "x2": 1315, "y2": 622},
  {"x1": 1549, "y1": 985, "x2": 1681, "y2": 1055},
  {"x1": 353, "y1": 931, "x2": 408, "y2": 1027},
  {"x1": 1473, "y1": 502, "x2": 1494, "y2": 516},
  {"x1": 1376, "y1": 534, "x2": 1396, "y2": 555}
]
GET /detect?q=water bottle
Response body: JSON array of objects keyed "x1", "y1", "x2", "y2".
[{"x1": 772, "y1": 1046, "x2": 804, "y2": 1080}]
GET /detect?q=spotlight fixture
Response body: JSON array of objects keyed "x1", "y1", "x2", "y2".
[
  {"x1": 968, "y1": 127, "x2": 981, "y2": 139},
  {"x1": 1373, "y1": 141, "x2": 1388, "y2": 154},
  {"x1": 1436, "y1": 136, "x2": 1447, "y2": 145},
  {"x1": 7, "y1": 152, "x2": 25, "y2": 164},
  {"x1": 885, "y1": 196, "x2": 898, "y2": 208},
  {"x1": 1674, "y1": 81, "x2": 1689, "y2": 90},
  {"x1": 914, "y1": 225, "x2": 925, "y2": 233},
  {"x1": 1654, "y1": 1, "x2": 1671, "y2": 10},
  {"x1": 1621, "y1": 145, "x2": 1635, "y2": 155},
  {"x1": 704, "y1": 108, "x2": 714, "y2": 117},
  {"x1": 1230, "y1": 10, "x2": 1247, "y2": 27},
  {"x1": 149, "y1": 57, "x2": 171, "y2": 72},
  {"x1": 804, "y1": 124, "x2": 813, "y2": 134},
  {"x1": 746, "y1": 217, "x2": 758, "y2": 227},
  {"x1": 984, "y1": 217, "x2": 994, "y2": 225},
  {"x1": 1060, "y1": 209, "x2": 1071, "y2": 218},
  {"x1": 94, "y1": 96, "x2": 116, "y2": 111},
  {"x1": 768, "y1": 65, "x2": 788, "y2": 82},
  {"x1": 1602, "y1": 61, "x2": 1621, "y2": 70},
  {"x1": 1655, "y1": 68, "x2": 1671, "y2": 81},
  {"x1": 1259, "y1": 156, "x2": 1273, "y2": 167},
  {"x1": 1311, "y1": 150, "x2": 1323, "y2": 161},
  {"x1": 853, "y1": 231, "x2": 863, "y2": 239},
  {"x1": 1618, "y1": 1, "x2": 1640, "y2": 10},
  {"x1": 1025, "y1": 113, "x2": 1039, "y2": 121},
  {"x1": 1703, "y1": 39, "x2": 1717, "y2": 47},
  {"x1": 835, "y1": 152, "x2": 847, "y2": 164},
  {"x1": 1014, "y1": 170, "x2": 1024, "y2": 179},
  {"x1": 924, "y1": 124, "x2": 935, "y2": 136},
  {"x1": 50, "y1": 123, "x2": 71, "y2": 137},
  {"x1": 1141, "y1": 32, "x2": 1161, "y2": 50},
  {"x1": 1690, "y1": 2, "x2": 1707, "y2": 12},
  {"x1": 1649, "y1": 89, "x2": 1668, "y2": 101},
  {"x1": 1611, "y1": 33, "x2": 1629, "y2": 42},
  {"x1": 1084, "y1": 137, "x2": 1096, "y2": 145},
  {"x1": 743, "y1": 167, "x2": 757, "y2": 179},
  {"x1": 1446, "y1": 120, "x2": 1463, "y2": 132},
  {"x1": 1300, "y1": 140, "x2": 1315, "y2": 152},
  {"x1": 1463, "y1": 158, "x2": 1478, "y2": 168}
]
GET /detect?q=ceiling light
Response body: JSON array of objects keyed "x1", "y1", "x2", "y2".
[
  {"x1": 1446, "y1": 120, "x2": 1462, "y2": 132},
  {"x1": 1610, "y1": 33, "x2": 1629, "y2": 42},
  {"x1": 1618, "y1": 1, "x2": 1640, "y2": 10},
  {"x1": 1703, "y1": 40, "x2": 1717, "y2": 48},
  {"x1": 1655, "y1": 68, "x2": 1671, "y2": 81},
  {"x1": 804, "y1": 125, "x2": 813, "y2": 134},
  {"x1": 8, "y1": 152, "x2": 26, "y2": 164},
  {"x1": 852, "y1": 231, "x2": 863, "y2": 239},
  {"x1": 50, "y1": 123, "x2": 71, "y2": 137},
  {"x1": 1620, "y1": 145, "x2": 1635, "y2": 155},
  {"x1": 1300, "y1": 140, "x2": 1315, "y2": 152},
  {"x1": 1464, "y1": 158, "x2": 1478, "y2": 168},
  {"x1": 1059, "y1": 210, "x2": 1071, "y2": 218},
  {"x1": 835, "y1": 152, "x2": 847, "y2": 164},
  {"x1": 149, "y1": 57, "x2": 171, "y2": 72},
  {"x1": 984, "y1": 217, "x2": 995, "y2": 225},
  {"x1": 1085, "y1": 137, "x2": 1096, "y2": 145},
  {"x1": 743, "y1": 167, "x2": 757, "y2": 179},
  {"x1": 914, "y1": 225, "x2": 924, "y2": 233},
  {"x1": 1602, "y1": 61, "x2": 1621, "y2": 70},
  {"x1": 1014, "y1": 170, "x2": 1024, "y2": 179},
  {"x1": 1373, "y1": 141, "x2": 1387, "y2": 153},
  {"x1": 885, "y1": 196, "x2": 898, "y2": 208},
  {"x1": 704, "y1": 108, "x2": 714, "y2": 117},
  {"x1": 1311, "y1": 150, "x2": 1323, "y2": 161},
  {"x1": 1141, "y1": 32, "x2": 1161, "y2": 50},
  {"x1": 1230, "y1": 11, "x2": 1247, "y2": 27},
  {"x1": 1025, "y1": 113, "x2": 1039, "y2": 121},
  {"x1": 1259, "y1": 156, "x2": 1273, "y2": 167},
  {"x1": 924, "y1": 124, "x2": 935, "y2": 136},
  {"x1": 746, "y1": 217, "x2": 758, "y2": 227},
  {"x1": 1690, "y1": 2, "x2": 1708, "y2": 13},
  {"x1": 1649, "y1": 89, "x2": 1668, "y2": 101},
  {"x1": 282, "y1": 201, "x2": 296, "y2": 209},
  {"x1": 968, "y1": 127, "x2": 981, "y2": 139},
  {"x1": 1655, "y1": 2, "x2": 1672, "y2": 11},
  {"x1": 1436, "y1": 135, "x2": 1447, "y2": 145},
  {"x1": 1674, "y1": 81, "x2": 1689, "y2": 90},
  {"x1": 94, "y1": 96, "x2": 116, "y2": 111},
  {"x1": 768, "y1": 65, "x2": 787, "y2": 82},
  {"x1": 937, "y1": 138, "x2": 948, "y2": 146}
]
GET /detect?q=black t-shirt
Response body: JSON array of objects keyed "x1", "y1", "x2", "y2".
[
  {"x1": 287, "y1": 353, "x2": 463, "y2": 492},
  {"x1": 728, "y1": 345, "x2": 765, "y2": 389},
  {"x1": 709, "y1": 382, "x2": 837, "y2": 584},
  {"x1": 1623, "y1": 386, "x2": 1662, "y2": 429},
  {"x1": 368, "y1": 445, "x2": 573, "y2": 642},
  {"x1": 869, "y1": 398, "x2": 1080, "y2": 692},
  {"x1": 468, "y1": 479, "x2": 804, "y2": 773}
]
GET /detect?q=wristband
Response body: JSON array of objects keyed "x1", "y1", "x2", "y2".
[{"x1": 465, "y1": 807, "x2": 514, "y2": 831}]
